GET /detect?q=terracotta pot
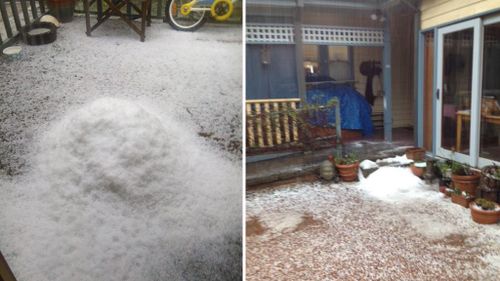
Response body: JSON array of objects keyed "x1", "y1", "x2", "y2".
[
  {"x1": 336, "y1": 162, "x2": 359, "y2": 182},
  {"x1": 439, "y1": 185, "x2": 447, "y2": 195},
  {"x1": 405, "y1": 147, "x2": 426, "y2": 161},
  {"x1": 444, "y1": 188, "x2": 453, "y2": 197},
  {"x1": 452, "y1": 171, "x2": 480, "y2": 194},
  {"x1": 451, "y1": 194, "x2": 474, "y2": 208},
  {"x1": 470, "y1": 202, "x2": 500, "y2": 224},
  {"x1": 410, "y1": 164, "x2": 425, "y2": 178}
]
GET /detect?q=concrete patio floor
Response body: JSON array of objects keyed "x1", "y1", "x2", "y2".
[{"x1": 246, "y1": 180, "x2": 500, "y2": 280}]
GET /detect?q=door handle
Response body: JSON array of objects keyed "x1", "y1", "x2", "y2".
[{"x1": 436, "y1": 89, "x2": 440, "y2": 100}]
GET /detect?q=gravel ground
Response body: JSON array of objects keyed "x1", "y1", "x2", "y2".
[
  {"x1": 0, "y1": 17, "x2": 242, "y2": 175},
  {"x1": 246, "y1": 180, "x2": 500, "y2": 280}
]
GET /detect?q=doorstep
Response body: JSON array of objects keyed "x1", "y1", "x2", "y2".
[{"x1": 246, "y1": 140, "x2": 413, "y2": 188}]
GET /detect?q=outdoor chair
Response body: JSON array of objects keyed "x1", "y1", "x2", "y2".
[{"x1": 83, "y1": 0, "x2": 152, "y2": 42}]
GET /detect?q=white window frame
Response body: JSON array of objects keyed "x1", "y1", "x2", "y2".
[
  {"x1": 435, "y1": 18, "x2": 482, "y2": 166},
  {"x1": 436, "y1": 15, "x2": 500, "y2": 168}
]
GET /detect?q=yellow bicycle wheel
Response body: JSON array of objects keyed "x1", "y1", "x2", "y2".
[{"x1": 210, "y1": 0, "x2": 234, "y2": 21}]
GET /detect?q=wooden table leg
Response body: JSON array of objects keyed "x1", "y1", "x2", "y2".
[{"x1": 456, "y1": 114, "x2": 462, "y2": 152}]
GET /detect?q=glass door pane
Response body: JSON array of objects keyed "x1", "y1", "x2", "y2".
[
  {"x1": 480, "y1": 23, "x2": 500, "y2": 163},
  {"x1": 441, "y1": 28, "x2": 474, "y2": 155}
]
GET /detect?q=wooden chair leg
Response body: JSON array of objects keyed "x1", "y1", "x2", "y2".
[
  {"x1": 140, "y1": 0, "x2": 147, "y2": 42},
  {"x1": 84, "y1": 0, "x2": 91, "y2": 36},
  {"x1": 147, "y1": 0, "x2": 152, "y2": 27},
  {"x1": 0, "y1": 251, "x2": 17, "y2": 281},
  {"x1": 97, "y1": 0, "x2": 103, "y2": 20}
]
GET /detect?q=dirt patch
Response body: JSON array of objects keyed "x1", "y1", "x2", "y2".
[
  {"x1": 438, "y1": 234, "x2": 468, "y2": 247},
  {"x1": 294, "y1": 213, "x2": 323, "y2": 232},
  {"x1": 247, "y1": 174, "x2": 319, "y2": 191},
  {"x1": 246, "y1": 216, "x2": 267, "y2": 236}
]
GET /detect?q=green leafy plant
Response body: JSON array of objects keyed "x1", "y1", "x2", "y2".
[
  {"x1": 451, "y1": 188, "x2": 472, "y2": 198},
  {"x1": 451, "y1": 160, "x2": 473, "y2": 176},
  {"x1": 435, "y1": 160, "x2": 452, "y2": 179},
  {"x1": 475, "y1": 198, "x2": 496, "y2": 211},
  {"x1": 336, "y1": 153, "x2": 358, "y2": 165},
  {"x1": 436, "y1": 161, "x2": 451, "y2": 172},
  {"x1": 488, "y1": 163, "x2": 500, "y2": 179}
]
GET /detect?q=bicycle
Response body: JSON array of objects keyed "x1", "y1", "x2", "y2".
[{"x1": 165, "y1": 0, "x2": 236, "y2": 31}]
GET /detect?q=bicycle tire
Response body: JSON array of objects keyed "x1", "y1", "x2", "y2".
[{"x1": 165, "y1": 0, "x2": 208, "y2": 32}]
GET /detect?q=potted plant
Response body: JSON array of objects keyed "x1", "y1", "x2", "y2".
[
  {"x1": 436, "y1": 161, "x2": 452, "y2": 194},
  {"x1": 451, "y1": 161, "x2": 480, "y2": 195},
  {"x1": 480, "y1": 164, "x2": 500, "y2": 191},
  {"x1": 47, "y1": 0, "x2": 76, "y2": 23},
  {"x1": 335, "y1": 153, "x2": 359, "y2": 182},
  {"x1": 410, "y1": 161, "x2": 426, "y2": 178},
  {"x1": 450, "y1": 189, "x2": 474, "y2": 208},
  {"x1": 405, "y1": 147, "x2": 426, "y2": 161},
  {"x1": 470, "y1": 198, "x2": 500, "y2": 224}
]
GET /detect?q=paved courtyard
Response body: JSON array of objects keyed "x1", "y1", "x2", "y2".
[{"x1": 246, "y1": 172, "x2": 500, "y2": 280}]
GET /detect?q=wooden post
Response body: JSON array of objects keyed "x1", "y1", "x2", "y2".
[
  {"x1": 0, "y1": 0, "x2": 13, "y2": 38},
  {"x1": 282, "y1": 102, "x2": 291, "y2": 142},
  {"x1": 38, "y1": 0, "x2": 45, "y2": 14},
  {"x1": 255, "y1": 103, "x2": 264, "y2": 147},
  {"x1": 294, "y1": 0, "x2": 306, "y2": 105},
  {"x1": 273, "y1": 102, "x2": 282, "y2": 145},
  {"x1": 335, "y1": 98, "x2": 342, "y2": 144},
  {"x1": 29, "y1": 0, "x2": 38, "y2": 19},
  {"x1": 291, "y1": 101, "x2": 299, "y2": 142},
  {"x1": 263, "y1": 103, "x2": 273, "y2": 146},
  {"x1": 20, "y1": 0, "x2": 30, "y2": 27},
  {"x1": 8, "y1": 0, "x2": 22, "y2": 32},
  {"x1": 383, "y1": 12, "x2": 393, "y2": 142},
  {"x1": 246, "y1": 103, "x2": 255, "y2": 147}
]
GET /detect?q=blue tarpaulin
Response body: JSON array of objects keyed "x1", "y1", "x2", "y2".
[{"x1": 306, "y1": 83, "x2": 374, "y2": 136}]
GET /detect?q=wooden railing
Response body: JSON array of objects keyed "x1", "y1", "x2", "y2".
[
  {"x1": 246, "y1": 98, "x2": 342, "y2": 151},
  {"x1": 246, "y1": 98, "x2": 301, "y2": 148},
  {"x1": 0, "y1": 0, "x2": 45, "y2": 48}
]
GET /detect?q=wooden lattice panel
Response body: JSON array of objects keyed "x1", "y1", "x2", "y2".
[
  {"x1": 302, "y1": 25, "x2": 384, "y2": 46},
  {"x1": 246, "y1": 23, "x2": 384, "y2": 46},
  {"x1": 246, "y1": 24, "x2": 295, "y2": 44}
]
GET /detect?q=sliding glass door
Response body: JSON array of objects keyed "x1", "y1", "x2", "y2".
[
  {"x1": 436, "y1": 19, "x2": 481, "y2": 165},
  {"x1": 479, "y1": 16, "x2": 500, "y2": 166},
  {"x1": 436, "y1": 16, "x2": 500, "y2": 167}
]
